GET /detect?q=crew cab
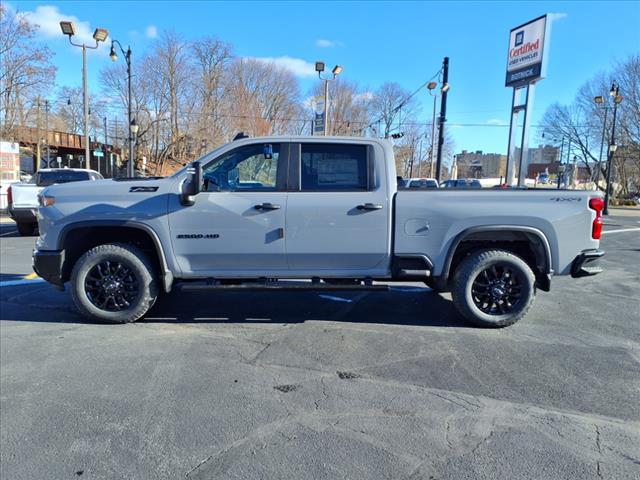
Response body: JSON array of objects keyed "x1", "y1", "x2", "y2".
[
  {"x1": 33, "y1": 136, "x2": 605, "y2": 327},
  {"x1": 8, "y1": 168, "x2": 102, "y2": 235}
]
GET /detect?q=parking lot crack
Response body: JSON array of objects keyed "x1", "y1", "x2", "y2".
[{"x1": 594, "y1": 424, "x2": 603, "y2": 478}]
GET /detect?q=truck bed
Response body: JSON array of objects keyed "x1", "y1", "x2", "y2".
[{"x1": 394, "y1": 189, "x2": 600, "y2": 277}]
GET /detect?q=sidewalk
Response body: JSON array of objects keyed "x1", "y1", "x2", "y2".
[{"x1": 608, "y1": 206, "x2": 640, "y2": 218}]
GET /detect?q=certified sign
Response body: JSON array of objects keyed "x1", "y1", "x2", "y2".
[{"x1": 506, "y1": 15, "x2": 548, "y2": 87}]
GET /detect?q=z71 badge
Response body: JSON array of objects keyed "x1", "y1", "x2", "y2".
[{"x1": 176, "y1": 234, "x2": 220, "y2": 239}]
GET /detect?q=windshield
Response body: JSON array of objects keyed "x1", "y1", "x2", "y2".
[{"x1": 34, "y1": 171, "x2": 91, "y2": 187}]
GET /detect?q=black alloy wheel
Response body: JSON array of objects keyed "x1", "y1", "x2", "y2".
[
  {"x1": 84, "y1": 260, "x2": 139, "y2": 311},
  {"x1": 470, "y1": 263, "x2": 523, "y2": 315}
]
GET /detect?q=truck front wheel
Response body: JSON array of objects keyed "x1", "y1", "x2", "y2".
[
  {"x1": 451, "y1": 249, "x2": 535, "y2": 328},
  {"x1": 70, "y1": 243, "x2": 158, "y2": 323}
]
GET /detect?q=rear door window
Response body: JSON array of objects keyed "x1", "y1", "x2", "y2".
[{"x1": 300, "y1": 144, "x2": 368, "y2": 191}]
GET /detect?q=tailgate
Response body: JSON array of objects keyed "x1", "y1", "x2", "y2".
[{"x1": 11, "y1": 184, "x2": 42, "y2": 208}]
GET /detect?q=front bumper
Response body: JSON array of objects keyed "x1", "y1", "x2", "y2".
[
  {"x1": 571, "y1": 249, "x2": 605, "y2": 278},
  {"x1": 33, "y1": 249, "x2": 65, "y2": 288},
  {"x1": 8, "y1": 206, "x2": 37, "y2": 223}
]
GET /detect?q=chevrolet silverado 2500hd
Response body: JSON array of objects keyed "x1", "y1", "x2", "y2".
[{"x1": 33, "y1": 136, "x2": 605, "y2": 327}]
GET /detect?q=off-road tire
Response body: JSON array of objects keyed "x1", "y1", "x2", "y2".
[
  {"x1": 451, "y1": 249, "x2": 535, "y2": 328},
  {"x1": 16, "y1": 222, "x2": 37, "y2": 236},
  {"x1": 70, "y1": 243, "x2": 158, "y2": 323}
]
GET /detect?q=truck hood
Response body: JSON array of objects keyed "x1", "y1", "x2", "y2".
[{"x1": 41, "y1": 177, "x2": 178, "y2": 223}]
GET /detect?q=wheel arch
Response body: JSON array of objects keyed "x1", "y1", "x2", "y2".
[
  {"x1": 441, "y1": 225, "x2": 553, "y2": 292},
  {"x1": 58, "y1": 220, "x2": 173, "y2": 292}
]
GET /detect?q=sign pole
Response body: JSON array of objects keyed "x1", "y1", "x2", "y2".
[{"x1": 517, "y1": 83, "x2": 536, "y2": 186}]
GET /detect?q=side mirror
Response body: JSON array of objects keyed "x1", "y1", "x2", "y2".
[
  {"x1": 180, "y1": 161, "x2": 202, "y2": 206},
  {"x1": 263, "y1": 144, "x2": 273, "y2": 160}
]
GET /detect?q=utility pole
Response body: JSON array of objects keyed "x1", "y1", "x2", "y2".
[
  {"x1": 35, "y1": 98, "x2": 41, "y2": 171},
  {"x1": 103, "y1": 116, "x2": 108, "y2": 177},
  {"x1": 44, "y1": 100, "x2": 50, "y2": 165},
  {"x1": 435, "y1": 57, "x2": 449, "y2": 182}
]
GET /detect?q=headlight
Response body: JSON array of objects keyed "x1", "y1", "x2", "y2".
[{"x1": 38, "y1": 194, "x2": 55, "y2": 207}]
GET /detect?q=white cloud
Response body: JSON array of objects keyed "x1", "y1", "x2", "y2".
[
  {"x1": 249, "y1": 56, "x2": 317, "y2": 78},
  {"x1": 548, "y1": 12, "x2": 568, "y2": 22},
  {"x1": 20, "y1": 5, "x2": 110, "y2": 54},
  {"x1": 354, "y1": 91, "x2": 374, "y2": 102},
  {"x1": 145, "y1": 25, "x2": 158, "y2": 39},
  {"x1": 486, "y1": 119, "x2": 507, "y2": 126},
  {"x1": 316, "y1": 39, "x2": 343, "y2": 48}
]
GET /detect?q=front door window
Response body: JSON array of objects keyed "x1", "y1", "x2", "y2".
[{"x1": 203, "y1": 144, "x2": 280, "y2": 192}]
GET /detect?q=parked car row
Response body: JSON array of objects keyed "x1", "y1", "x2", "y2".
[{"x1": 398, "y1": 177, "x2": 483, "y2": 189}]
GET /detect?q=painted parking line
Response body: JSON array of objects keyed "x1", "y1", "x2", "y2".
[
  {"x1": 0, "y1": 229, "x2": 17, "y2": 237},
  {"x1": 23, "y1": 272, "x2": 39, "y2": 280},
  {"x1": 601, "y1": 227, "x2": 640, "y2": 235},
  {"x1": 0, "y1": 278, "x2": 45, "y2": 287}
]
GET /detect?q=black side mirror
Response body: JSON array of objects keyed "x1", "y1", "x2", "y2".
[{"x1": 180, "y1": 161, "x2": 202, "y2": 206}]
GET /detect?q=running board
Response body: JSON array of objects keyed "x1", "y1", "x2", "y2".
[{"x1": 174, "y1": 280, "x2": 389, "y2": 292}]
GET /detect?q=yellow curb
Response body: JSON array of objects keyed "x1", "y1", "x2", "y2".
[{"x1": 24, "y1": 272, "x2": 39, "y2": 280}]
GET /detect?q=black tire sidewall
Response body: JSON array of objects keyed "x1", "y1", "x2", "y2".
[
  {"x1": 452, "y1": 249, "x2": 535, "y2": 328},
  {"x1": 70, "y1": 243, "x2": 157, "y2": 323}
]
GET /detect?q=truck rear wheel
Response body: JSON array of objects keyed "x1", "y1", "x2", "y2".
[
  {"x1": 70, "y1": 243, "x2": 158, "y2": 323},
  {"x1": 451, "y1": 249, "x2": 535, "y2": 328},
  {"x1": 16, "y1": 222, "x2": 37, "y2": 236}
]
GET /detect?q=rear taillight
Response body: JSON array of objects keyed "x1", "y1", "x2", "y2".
[
  {"x1": 589, "y1": 197, "x2": 604, "y2": 240},
  {"x1": 6, "y1": 185, "x2": 12, "y2": 205}
]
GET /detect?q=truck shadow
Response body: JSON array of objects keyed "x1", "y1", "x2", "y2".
[
  {"x1": 0, "y1": 284, "x2": 471, "y2": 328},
  {"x1": 143, "y1": 287, "x2": 471, "y2": 328}
]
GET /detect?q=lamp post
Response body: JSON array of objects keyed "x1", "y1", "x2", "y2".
[
  {"x1": 427, "y1": 81, "x2": 439, "y2": 178},
  {"x1": 130, "y1": 119, "x2": 139, "y2": 176},
  {"x1": 315, "y1": 61, "x2": 342, "y2": 136},
  {"x1": 109, "y1": 39, "x2": 136, "y2": 177},
  {"x1": 593, "y1": 95, "x2": 609, "y2": 189},
  {"x1": 604, "y1": 82, "x2": 623, "y2": 215},
  {"x1": 59, "y1": 21, "x2": 109, "y2": 171}
]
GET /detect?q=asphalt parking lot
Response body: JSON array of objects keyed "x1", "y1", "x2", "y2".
[{"x1": 1, "y1": 212, "x2": 639, "y2": 480}]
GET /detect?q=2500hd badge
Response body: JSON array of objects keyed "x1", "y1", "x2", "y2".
[{"x1": 176, "y1": 234, "x2": 220, "y2": 239}]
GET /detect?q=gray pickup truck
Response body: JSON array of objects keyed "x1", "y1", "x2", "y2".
[{"x1": 33, "y1": 136, "x2": 605, "y2": 327}]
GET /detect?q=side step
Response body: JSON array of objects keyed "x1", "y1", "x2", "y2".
[{"x1": 174, "y1": 279, "x2": 389, "y2": 292}]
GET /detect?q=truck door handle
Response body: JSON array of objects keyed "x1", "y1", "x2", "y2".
[
  {"x1": 254, "y1": 203, "x2": 281, "y2": 211},
  {"x1": 356, "y1": 203, "x2": 383, "y2": 210}
]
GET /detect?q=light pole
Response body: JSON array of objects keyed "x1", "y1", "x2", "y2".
[
  {"x1": 604, "y1": 82, "x2": 623, "y2": 215},
  {"x1": 130, "y1": 119, "x2": 139, "y2": 176},
  {"x1": 59, "y1": 21, "x2": 109, "y2": 171},
  {"x1": 427, "y1": 81, "x2": 439, "y2": 178},
  {"x1": 315, "y1": 61, "x2": 342, "y2": 136},
  {"x1": 593, "y1": 96, "x2": 609, "y2": 189},
  {"x1": 109, "y1": 39, "x2": 135, "y2": 177}
]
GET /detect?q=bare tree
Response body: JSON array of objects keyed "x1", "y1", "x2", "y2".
[
  {"x1": 540, "y1": 55, "x2": 640, "y2": 194},
  {"x1": 369, "y1": 82, "x2": 418, "y2": 138},
  {"x1": 223, "y1": 58, "x2": 300, "y2": 137},
  {"x1": 0, "y1": 4, "x2": 56, "y2": 139},
  {"x1": 191, "y1": 37, "x2": 233, "y2": 149}
]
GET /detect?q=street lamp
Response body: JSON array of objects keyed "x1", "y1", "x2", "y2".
[
  {"x1": 316, "y1": 60, "x2": 342, "y2": 135},
  {"x1": 109, "y1": 39, "x2": 135, "y2": 177},
  {"x1": 603, "y1": 82, "x2": 623, "y2": 215},
  {"x1": 60, "y1": 21, "x2": 109, "y2": 171},
  {"x1": 427, "y1": 82, "x2": 439, "y2": 177},
  {"x1": 130, "y1": 119, "x2": 139, "y2": 175},
  {"x1": 593, "y1": 95, "x2": 609, "y2": 189}
]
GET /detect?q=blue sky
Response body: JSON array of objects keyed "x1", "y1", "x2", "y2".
[{"x1": 9, "y1": 0, "x2": 640, "y2": 154}]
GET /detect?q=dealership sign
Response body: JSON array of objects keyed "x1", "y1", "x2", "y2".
[{"x1": 506, "y1": 15, "x2": 548, "y2": 87}]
